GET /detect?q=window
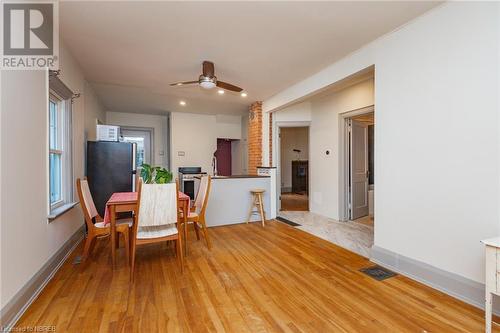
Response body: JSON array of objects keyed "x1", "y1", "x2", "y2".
[
  {"x1": 48, "y1": 90, "x2": 73, "y2": 215},
  {"x1": 121, "y1": 128, "x2": 153, "y2": 168},
  {"x1": 49, "y1": 95, "x2": 63, "y2": 206}
]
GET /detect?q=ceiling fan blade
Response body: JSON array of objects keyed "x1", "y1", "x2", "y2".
[
  {"x1": 202, "y1": 61, "x2": 215, "y2": 77},
  {"x1": 216, "y1": 81, "x2": 243, "y2": 92},
  {"x1": 169, "y1": 81, "x2": 198, "y2": 86}
]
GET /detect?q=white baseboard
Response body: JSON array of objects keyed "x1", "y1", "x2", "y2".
[
  {"x1": 0, "y1": 226, "x2": 84, "y2": 330},
  {"x1": 371, "y1": 245, "x2": 500, "y2": 315}
]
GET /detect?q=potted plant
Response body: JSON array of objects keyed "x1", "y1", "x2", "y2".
[{"x1": 140, "y1": 164, "x2": 173, "y2": 184}]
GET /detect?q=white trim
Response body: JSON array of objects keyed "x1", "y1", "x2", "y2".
[
  {"x1": 0, "y1": 226, "x2": 84, "y2": 330},
  {"x1": 274, "y1": 120, "x2": 311, "y2": 214},
  {"x1": 48, "y1": 90, "x2": 73, "y2": 219},
  {"x1": 371, "y1": 245, "x2": 500, "y2": 316},
  {"x1": 338, "y1": 105, "x2": 374, "y2": 221},
  {"x1": 120, "y1": 126, "x2": 155, "y2": 166},
  {"x1": 262, "y1": 111, "x2": 270, "y2": 167}
]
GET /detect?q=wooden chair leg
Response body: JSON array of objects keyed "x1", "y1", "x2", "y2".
[
  {"x1": 82, "y1": 233, "x2": 94, "y2": 261},
  {"x1": 184, "y1": 222, "x2": 188, "y2": 255},
  {"x1": 129, "y1": 228, "x2": 134, "y2": 266},
  {"x1": 122, "y1": 228, "x2": 130, "y2": 265},
  {"x1": 88, "y1": 237, "x2": 97, "y2": 257},
  {"x1": 194, "y1": 222, "x2": 201, "y2": 240},
  {"x1": 176, "y1": 237, "x2": 184, "y2": 273},
  {"x1": 200, "y1": 220, "x2": 211, "y2": 250},
  {"x1": 115, "y1": 233, "x2": 120, "y2": 249},
  {"x1": 130, "y1": 238, "x2": 136, "y2": 282}
]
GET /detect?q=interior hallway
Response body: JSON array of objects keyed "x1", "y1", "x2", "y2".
[{"x1": 280, "y1": 193, "x2": 309, "y2": 211}]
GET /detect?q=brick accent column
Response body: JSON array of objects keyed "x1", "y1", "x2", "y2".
[{"x1": 248, "y1": 101, "x2": 262, "y2": 175}]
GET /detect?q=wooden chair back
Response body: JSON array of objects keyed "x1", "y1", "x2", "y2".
[
  {"x1": 135, "y1": 175, "x2": 142, "y2": 192},
  {"x1": 195, "y1": 175, "x2": 211, "y2": 217},
  {"x1": 134, "y1": 180, "x2": 180, "y2": 236},
  {"x1": 76, "y1": 178, "x2": 100, "y2": 230}
]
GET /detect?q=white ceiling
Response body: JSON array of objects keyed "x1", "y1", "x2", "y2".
[{"x1": 60, "y1": 1, "x2": 441, "y2": 115}]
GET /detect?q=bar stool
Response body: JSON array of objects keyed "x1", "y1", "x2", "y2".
[{"x1": 246, "y1": 189, "x2": 266, "y2": 227}]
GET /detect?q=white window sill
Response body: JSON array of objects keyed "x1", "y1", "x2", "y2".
[{"x1": 48, "y1": 202, "x2": 78, "y2": 222}]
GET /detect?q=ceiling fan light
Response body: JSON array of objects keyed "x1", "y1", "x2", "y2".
[
  {"x1": 199, "y1": 75, "x2": 216, "y2": 89},
  {"x1": 200, "y1": 81, "x2": 216, "y2": 89},
  {"x1": 241, "y1": 92, "x2": 248, "y2": 97}
]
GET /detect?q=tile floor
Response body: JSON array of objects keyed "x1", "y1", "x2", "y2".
[{"x1": 278, "y1": 211, "x2": 374, "y2": 258}]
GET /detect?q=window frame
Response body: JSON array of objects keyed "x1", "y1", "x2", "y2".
[
  {"x1": 49, "y1": 92, "x2": 64, "y2": 209},
  {"x1": 48, "y1": 88, "x2": 74, "y2": 217}
]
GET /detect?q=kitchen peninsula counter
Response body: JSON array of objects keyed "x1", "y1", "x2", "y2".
[{"x1": 195, "y1": 174, "x2": 272, "y2": 227}]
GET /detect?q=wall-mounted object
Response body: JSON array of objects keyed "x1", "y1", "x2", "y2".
[
  {"x1": 177, "y1": 151, "x2": 185, "y2": 156},
  {"x1": 97, "y1": 124, "x2": 120, "y2": 142}
]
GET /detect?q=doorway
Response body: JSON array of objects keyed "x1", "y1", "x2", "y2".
[
  {"x1": 121, "y1": 127, "x2": 153, "y2": 168},
  {"x1": 215, "y1": 138, "x2": 232, "y2": 176},
  {"x1": 279, "y1": 126, "x2": 309, "y2": 211},
  {"x1": 344, "y1": 111, "x2": 374, "y2": 225}
]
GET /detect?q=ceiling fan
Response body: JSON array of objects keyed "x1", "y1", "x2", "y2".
[{"x1": 170, "y1": 61, "x2": 243, "y2": 92}]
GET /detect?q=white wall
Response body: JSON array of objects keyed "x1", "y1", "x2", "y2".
[
  {"x1": 84, "y1": 82, "x2": 106, "y2": 141},
  {"x1": 309, "y1": 79, "x2": 374, "y2": 218},
  {"x1": 216, "y1": 114, "x2": 242, "y2": 140},
  {"x1": 280, "y1": 127, "x2": 309, "y2": 190},
  {"x1": 106, "y1": 112, "x2": 169, "y2": 168},
  {"x1": 170, "y1": 112, "x2": 216, "y2": 176},
  {"x1": 170, "y1": 112, "x2": 244, "y2": 176},
  {"x1": 264, "y1": 2, "x2": 500, "y2": 284},
  {"x1": 1, "y1": 42, "x2": 106, "y2": 308},
  {"x1": 273, "y1": 79, "x2": 373, "y2": 216},
  {"x1": 273, "y1": 101, "x2": 312, "y2": 123},
  {"x1": 231, "y1": 114, "x2": 249, "y2": 175}
]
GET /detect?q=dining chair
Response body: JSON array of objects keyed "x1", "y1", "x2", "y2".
[
  {"x1": 130, "y1": 180, "x2": 183, "y2": 281},
  {"x1": 76, "y1": 178, "x2": 132, "y2": 262},
  {"x1": 183, "y1": 175, "x2": 212, "y2": 250}
]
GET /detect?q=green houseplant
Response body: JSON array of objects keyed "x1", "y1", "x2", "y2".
[{"x1": 140, "y1": 164, "x2": 173, "y2": 184}]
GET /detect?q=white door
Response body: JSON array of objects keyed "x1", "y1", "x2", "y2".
[
  {"x1": 121, "y1": 129, "x2": 152, "y2": 168},
  {"x1": 349, "y1": 120, "x2": 369, "y2": 219}
]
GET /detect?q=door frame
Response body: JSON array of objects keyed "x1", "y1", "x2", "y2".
[
  {"x1": 274, "y1": 120, "x2": 311, "y2": 213},
  {"x1": 338, "y1": 105, "x2": 374, "y2": 222},
  {"x1": 120, "y1": 126, "x2": 155, "y2": 165}
]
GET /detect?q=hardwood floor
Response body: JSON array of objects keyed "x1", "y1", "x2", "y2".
[
  {"x1": 280, "y1": 193, "x2": 309, "y2": 211},
  {"x1": 15, "y1": 221, "x2": 496, "y2": 332}
]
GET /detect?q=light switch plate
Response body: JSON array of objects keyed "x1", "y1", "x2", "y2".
[{"x1": 178, "y1": 151, "x2": 185, "y2": 156}]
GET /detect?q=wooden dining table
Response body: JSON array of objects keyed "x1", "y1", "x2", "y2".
[{"x1": 104, "y1": 191, "x2": 190, "y2": 267}]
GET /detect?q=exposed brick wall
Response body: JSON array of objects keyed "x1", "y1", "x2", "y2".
[
  {"x1": 269, "y1": 112, "x2": 273, "y2": 166},
  {"x1": 248, "y1": 101, "x2": 262, "y2": 175}
]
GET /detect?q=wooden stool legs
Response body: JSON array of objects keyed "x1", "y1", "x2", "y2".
[
  {"x1": 257, "y1": 194, "x2": 265, "y2": 227},
  {"x1": 246, "y1": 191, "x2": 266, "y2": 227}
]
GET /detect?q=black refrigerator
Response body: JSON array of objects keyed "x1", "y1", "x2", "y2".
[{"x1": 86, "y1": 141, "x2": 136, "y2": 216}]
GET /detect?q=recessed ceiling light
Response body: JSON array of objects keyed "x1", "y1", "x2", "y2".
[
  {"x1": 218, "y1": 89, "x2": 225, "y2": 95},
  {"x1": 240, "y1": 92, "x2": 248, "y2": 97},
  {"x1": 179, "y1": 100, "x2": 186, "y2": 106}
]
